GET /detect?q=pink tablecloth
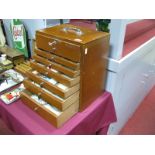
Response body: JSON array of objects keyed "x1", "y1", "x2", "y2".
[{"x1": 0, "y1": 91, "x2": 116, "y2": 135}]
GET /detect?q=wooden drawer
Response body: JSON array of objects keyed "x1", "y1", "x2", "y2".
[
  {"x1": 34, "y1": 48, "x2": 80, "y2": 70},
  {"x1": 33, "y1": 54, "x2": 80, "y2": 78},
  {"x1": 26, "y1": 70, "x2": 80, "y2": 99},
  {"x1": 21, "y1": 90, "x2": 79, "y2": 128},
  {"x1": 36, "y1": 34, "x2": 81, "y2": 62},
  {"x1": 30, "y1": 61, "x2": 80, "y2": 87},
  {"x1": 23, "y1": 79, "x2": 79, "y2": 111}
]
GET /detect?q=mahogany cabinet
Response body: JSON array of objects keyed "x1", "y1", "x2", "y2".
[{"x1": 21, "y1": 24, "x2": 109, "y2": 128}]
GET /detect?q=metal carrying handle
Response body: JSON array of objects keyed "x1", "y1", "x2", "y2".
[{"x1": 62, "y1": 27, "x2": 83, "y2": 35}]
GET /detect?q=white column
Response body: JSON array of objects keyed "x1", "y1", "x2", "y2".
[{"x1": 109, "y1": 20, "x2": 127, "y2": 60}]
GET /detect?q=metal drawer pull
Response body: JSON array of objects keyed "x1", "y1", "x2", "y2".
[
  {"x1": 40, "y1": 82, "x2": 44, "y2": 87},
  {"x1": 48, "y1": 40, "x2": 57, "y2": 46},
  {"x1": 34, "y1": 107, "x2": 39, "y2": 111},
  {"x1": 48, "y1": 64, "x2": 52, "y2": 68},
  {"x1": 51, "y1": 56, "x2": 55, "y2": 60}
]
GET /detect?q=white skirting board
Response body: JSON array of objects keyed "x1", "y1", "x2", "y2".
[{"x1": 106, "y1": 37, "x2": 155, "y2": 134}]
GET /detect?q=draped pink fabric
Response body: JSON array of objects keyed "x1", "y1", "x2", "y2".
[{"x1": 0, "y1": 91, "x2": 116, "y2": 135}]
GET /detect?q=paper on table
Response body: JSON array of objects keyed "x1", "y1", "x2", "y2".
[
  {"x1": 0, "y1": 84, "x2": 25, "y2": 104},
  {"x1": 5, "y1": 69, "x2": 24, "y2": 82},
  {"x1": 0, "y1": 79, "x2": 17, "y2": 92}
]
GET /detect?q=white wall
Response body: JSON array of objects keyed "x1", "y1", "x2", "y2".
[
  {"x1": 109, "y1": 19, "x2": 142, "y2": 60},
  {"x1": 106, "y1": 19, "x2": 155, "y2": 134},
  {"x1": 106, "y1": 36, "x2": 155, "y2": 134},
  {"x1": 109, "y1": 20, "x2": 126, "y2": 60}
]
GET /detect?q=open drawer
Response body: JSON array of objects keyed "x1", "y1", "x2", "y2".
[
  {"x1": 26, "y1": 70, "x2": 80, "y2": 99},
  {"x1": 30, "y1": 61, "x2": 80, "y2": 87},
  {"x1": 23, "y1": 79, "x2": 79, "y2": 111},
  {"x1": 33, "y1": 54, "x2": 80, "y2": 78},
  {"x1": 21, "y1": 90, "x2": 79, "y2": 128},
  {"x1": 34, "y1": 48, "x2": 80, "y2": 70}
]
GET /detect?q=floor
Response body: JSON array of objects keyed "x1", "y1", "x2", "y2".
[
  {"x1": 0, "y1": 86, "x2": 155, "y2": 135},
  {"x1": 120, "y1": 86, "x2": 155, "y2": 135}
]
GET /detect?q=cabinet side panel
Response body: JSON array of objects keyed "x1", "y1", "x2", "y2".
[{"x1": 79, "y1": 36, "x2": 110, "y2": 111}]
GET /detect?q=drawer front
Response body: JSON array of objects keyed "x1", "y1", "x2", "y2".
[
  {"x1": 26, "y1": 70, "x2": 80, "y2": 98},
  {"x1": 30, "y1": 61, "x2": 80, "y2": 87},
  {"x1": 34, "y1": 48, "x2": 80, "y2": 70},
  {"x1": 23, "y1": 79, "x2": 80, "y2": 111},
  {"x1": 36, "y1": 34, "x2": 81, "y2": 62},
  {"x1": 21, "y1": 90, "x2": 79, "y2": 128},
  {"x1": 23, "y1": 79, "x2": 63, "y2": 110},
  {"x1": 21, "y1": 90, "x2": 58, "y2": 127},
  {"x1": 33, "y1": 54, "x2": 80, "y2": 78}
]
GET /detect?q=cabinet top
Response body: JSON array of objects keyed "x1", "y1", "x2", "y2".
[{"x1": 36, "y1": 24, "x2": 109, "y2": 44}]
